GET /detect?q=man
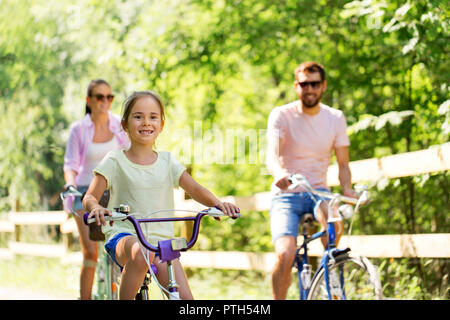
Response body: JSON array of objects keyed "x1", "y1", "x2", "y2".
[{"x1": 266, "y1": 61, "x2": 355, "y2": 300}]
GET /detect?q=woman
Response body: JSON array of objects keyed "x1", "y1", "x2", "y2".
[{"x1": 63, "y1": 79, "x2": 129, "y2": 299}]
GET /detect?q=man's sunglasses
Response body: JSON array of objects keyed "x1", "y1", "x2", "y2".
[
  {"x1": 91, "y1": 94, "x2": 115, "y2": 102},
  {"x1": 296, "y1": 81, "x2": 322, "y2": 89}
]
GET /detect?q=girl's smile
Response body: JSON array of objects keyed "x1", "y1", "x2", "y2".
[{"x1": 138, "y1": 128, "x2": 154, "y2": 135}]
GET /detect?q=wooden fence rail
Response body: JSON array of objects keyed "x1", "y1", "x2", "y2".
[
  {"x1": 0, "y1": 143, "x2": 449, "y2": 270},
  {"x1": 0, "y1": 211, "x2": 449, "y2": 271}
]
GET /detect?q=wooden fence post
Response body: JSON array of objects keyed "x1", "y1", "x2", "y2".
[{"x1": 14, "y1": 198, "x2": 21, "y2": 242}]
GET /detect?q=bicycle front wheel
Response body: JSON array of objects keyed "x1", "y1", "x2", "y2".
[
  {"x1": 307, "y1": 253, "x2": 383, "y2": 300},
  {"x1": 94, "y1": 252, "x2": 121, "y2": 300}
]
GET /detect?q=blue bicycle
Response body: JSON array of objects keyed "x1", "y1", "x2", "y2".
[{"x1": 288, "y1": 174, "x2": 383, "y2": 300}]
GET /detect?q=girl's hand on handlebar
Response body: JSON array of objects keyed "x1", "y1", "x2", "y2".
[
  {"x1": 88, "y1": 205, "x2": 111, "y2": 226},
  {"x1": 214, "y1": 201, "x2": 240, "y2": 220}
]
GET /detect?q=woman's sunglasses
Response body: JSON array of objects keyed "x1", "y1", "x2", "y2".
[{"x1": 92, "y1": 94, "x2": 115, "y2": 102}]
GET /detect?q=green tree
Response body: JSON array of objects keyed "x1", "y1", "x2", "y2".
[{"x1": 0, "y1": 0, "x2": 89, "y2": 211}]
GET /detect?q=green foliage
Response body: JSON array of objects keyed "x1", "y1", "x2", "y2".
[
  {"x1": 0, "y1": 0, "x2": 88, "y2": 211},
  {"x1": 196, "y1": 211, "x2": 273, "y2": 252},
  {"x1": 352, "y1": 171, "x2": 449, "y2": 235},
  {"x1": 377, "y1": 258, "x2": 449, "y2": 300}
]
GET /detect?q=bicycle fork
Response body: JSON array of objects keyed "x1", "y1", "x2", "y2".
[
  {"x1": 167, "y1": 260, "x2": 180, "y2": 299},
  {"x1": 322, "y1": 248, "x2": 350, "y2": 300}
]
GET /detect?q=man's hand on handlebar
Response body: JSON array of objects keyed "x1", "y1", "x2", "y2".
[
  {"x1": 275, "y1": 176, "x2": 292, "y2": 190},
  {"x1": 342, "y1": 186, "x2": 357, "y2": 199}
]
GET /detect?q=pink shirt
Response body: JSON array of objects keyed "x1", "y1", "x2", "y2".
[
  {"x1": 63, "y1": 112, "x2": 130, "y2": 185},
  {"x1": 266, "y1": 101, "x2": 349, "y2": 191}
]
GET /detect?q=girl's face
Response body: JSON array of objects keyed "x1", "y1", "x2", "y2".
[{"x1": 123, "y1": 96, "x2": 164, "y2": 147}]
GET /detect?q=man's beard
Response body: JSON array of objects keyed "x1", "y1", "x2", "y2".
[{"x1": 301, "y1": 92, "x2": 322, "y2": 108}]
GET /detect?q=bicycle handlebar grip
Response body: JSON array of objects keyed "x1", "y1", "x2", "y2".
[
  {"x1": 206, "y1": 206, "x2": 240, "y2": 219},
  {"x1": 82, "y1": 212, "x2": 103, "y2": 225},
  {"x1": 83, "y1": 212, "x2": 90, "y2": 225}
]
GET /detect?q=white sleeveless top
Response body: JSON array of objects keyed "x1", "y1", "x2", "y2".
[{"x1": 77, "y1": 136, "x2": 120, "y2": 185}]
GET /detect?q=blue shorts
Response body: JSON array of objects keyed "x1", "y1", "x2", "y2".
[
  {"x1": 105, "y1": 232, "x2": 159, "y2": 268},
  {"x1": 269, "y1": 189, "x2": 328, "y2": 243},
  {"x1": 73, "y1": 185, "x2": 89, "y2": 211},
  {"x1": 104, "y1": 232, "x2": 134, "y2": 268}
]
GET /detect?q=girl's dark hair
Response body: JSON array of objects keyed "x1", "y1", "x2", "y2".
[
  {"x1": 121, "y1": 90, "x2": 165, "y2": 129},
  {"x1": 85, "y1": 79, "x2": 111, "y2": 114}
]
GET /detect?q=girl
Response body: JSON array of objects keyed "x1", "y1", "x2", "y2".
[
  {"x1": 83, "y1": 90, "x2": 240, "y2": 300},
  {"x1": 63, "y1": 79, "x2": 129, "y2": 299}
]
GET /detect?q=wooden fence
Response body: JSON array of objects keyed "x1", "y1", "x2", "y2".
[{"x1": 0, "y1": 143, "x2": 449, "y2": 271}]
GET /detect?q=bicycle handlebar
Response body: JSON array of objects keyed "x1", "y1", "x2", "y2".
[
  {"x1": 288, "y1": 174, "x2": 357, "y2": 204},
  {"x1": 83, "y1": 207, "x2": 240, "y2": 253},
  {"x1": 60, "y1": 185, "x2": 84, "y2": 216},
  {"x1": 287, "y1": 173, "x2": 369, "y2": 219},
  {"x1": 60, "y1": 185, "x2": 83, "y2": 199}
]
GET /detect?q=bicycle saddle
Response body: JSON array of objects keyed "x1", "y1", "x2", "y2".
[{"x1": 300, "y1": 213, "x2": 316, "y2": 235}]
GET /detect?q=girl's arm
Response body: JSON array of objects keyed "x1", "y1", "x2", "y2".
[
  {"x1": 178, "y1": 171, "x2": 240, "y2": 217},
  {"x1": 82, "y1": 173, "x2": 111, "y2": 226}
]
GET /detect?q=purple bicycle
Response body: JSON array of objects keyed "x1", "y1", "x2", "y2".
[{"x1": 84, "y1": 205, "x2": 239, "y2": 300}]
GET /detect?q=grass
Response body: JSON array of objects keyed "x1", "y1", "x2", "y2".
[
  {"x1": 0, "y1": 255, "x2": 79, "y2": 299},
  {"x1": 186, "y1": 268, "x2": 300, "y2": 300},
  {"x1": 1, "y1": 255, "x2": 447, "y2": 300},
  {"x1": 0, "y1": 255, "x2": 296, "y2": 300}
]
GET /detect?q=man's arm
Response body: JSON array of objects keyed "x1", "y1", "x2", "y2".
[
  {"x1": 334, "y1": 146, "x2": 356, "y2": 197},
  {"x1": 266, "y1": 133, "x2": 290, "y2": 189}
]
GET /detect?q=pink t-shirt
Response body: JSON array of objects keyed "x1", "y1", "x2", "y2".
[{"x1": 266, "y1": 101, "x2": 350, "y2": 191}]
